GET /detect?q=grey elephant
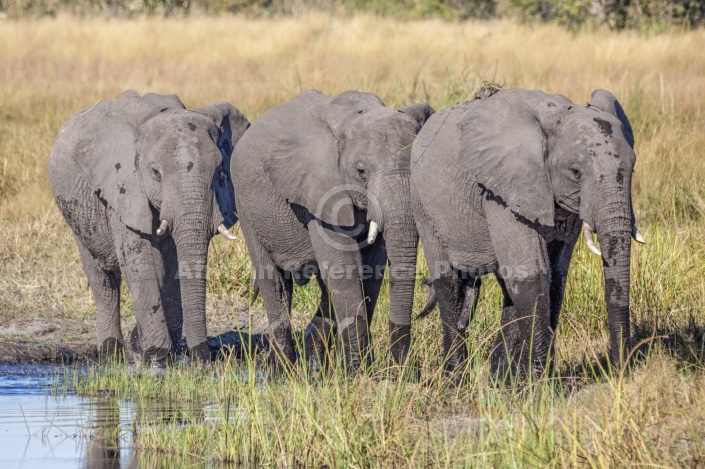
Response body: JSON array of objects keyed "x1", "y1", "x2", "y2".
[
  {"x1": 411, "y1": 88, "x2": 644, "y2": 379},
  {"x1": 48, "y1": 90, "x2": 249, "y2": 365},
  {"x1": 232, "y1": 89, "x2": 433, "y2": 372}
]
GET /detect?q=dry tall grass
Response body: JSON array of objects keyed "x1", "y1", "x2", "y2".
[{"x1": 2, "y1": 15, "x2": 705, "y2": 466}]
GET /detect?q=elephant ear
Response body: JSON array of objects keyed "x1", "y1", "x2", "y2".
[
  {"x1": 86, "y1": 118, "x2": 153, "y2": 234},
  {"x1": 260, "y1": 98, "x2": 355, "y2": 227},
  {"x1": 588, "y1": 89, "x2": 634, "y2": 148},
  {"x1": 193, "y1": 102, "x2": 250, "y2": 160},
  {"x1": 193, "y1": 102, "x2": 251, "y2": 228},
  {"x1": 80, "y1": 92, "x2": 186, "y2": 234},
  {"x1": 398, "y1": 103, "x2": 436, "y2": 130},
  {"x1": 460, "y1": 103, "x2": 554, "y2": 227}
]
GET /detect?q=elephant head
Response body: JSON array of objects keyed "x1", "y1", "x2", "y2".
[
  {"x1": 463, "y1": 88, "x2": 642, "y2": 367},
  {"x1": 77, "y1": 90, "x2": 249, "y2": 360},
  {"x1": 259, "y1": 89, "x2": 434, "y2": 363}
]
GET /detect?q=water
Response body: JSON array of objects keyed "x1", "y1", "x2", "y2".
[{"x1": 0, "y1": 365, "x2": 223, "y2": 468}]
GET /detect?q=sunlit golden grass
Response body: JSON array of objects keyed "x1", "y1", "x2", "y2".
[{"x1": 2, "y1": 14, "x2": 705, "y2": 466}]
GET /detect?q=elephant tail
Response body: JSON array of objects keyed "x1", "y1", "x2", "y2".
[
  {"x1": 250, "y1": 281, "x2": 260, "y2": 306},
  {"x1": 415, "y1": 278, "x2": 438, "y2": 320}
]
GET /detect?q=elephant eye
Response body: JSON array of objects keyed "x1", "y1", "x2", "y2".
[
  {"x1": 150, "y1": 165, "x2": 162, "y2": 182},
  {"x1": 356, "y1": 163, "x2": 367, "y2": 179},
  {"x1": 570, "y1": 168, "x2": 581, "y2": 181}
]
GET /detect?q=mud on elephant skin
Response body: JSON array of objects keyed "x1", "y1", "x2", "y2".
[
  {"x1": 411, "y1": 88, "x2": 644, "y2": 380},
  {"x1": 48, "y1": 90, "x2": 249, "y2": 365},
  {"x1": 232, "y1": 89, "x2": 433, "y2": 373}
]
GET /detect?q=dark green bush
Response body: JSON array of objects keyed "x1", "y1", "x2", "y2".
[
  {"x1": 1, "y1": 0, "x2": 703, "y2": 29},
  {"x1": 509, "y1": 0, "x2": 705, "y2": 29}
]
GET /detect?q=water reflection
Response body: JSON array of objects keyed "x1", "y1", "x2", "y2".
[
  {"x1": 86, "y1": 397, "x2": 131, "y2": 468},
  {"x1": 0, "y1": 365, "x2": 227, "y2": 468}
]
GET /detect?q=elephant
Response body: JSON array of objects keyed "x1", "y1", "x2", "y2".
[
  {"x1": 232, "y1": 89, "x2": 433, "y2": 372},
  {"x1": 410, "y1": 88, "x2": 644, "y2": 379},
  {"x1": 48, "y1": 90, "x2": 249, "y2": 365}
]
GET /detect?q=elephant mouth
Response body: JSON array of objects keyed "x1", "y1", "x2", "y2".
[
  {"x1": 555, "y1": 191, "x2": 580, "y2": 215},
  {"x1": 554, "y1": 201, "x2": 575, "y2": 220}
]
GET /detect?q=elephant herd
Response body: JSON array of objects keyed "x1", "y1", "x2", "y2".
[{"x1": 48, "y1": 86, "x2": 644, "y2": 380}]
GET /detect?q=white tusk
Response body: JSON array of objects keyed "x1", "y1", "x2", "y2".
[
  {"x1": 367, "y1": 221, "x2": 379, "y2": 245},
  {"x1": 218, "y1": 224, "x2": 237, "y2": 240},
  {"x1": 582, "y1": 222, "x2": 602, "y2": 257},
  {"x1": 156, "y1": 220, "x2": 169, "y2": 236},
  {"x1": 632, "y1": 226, "x2": 646, "y2": 244}
]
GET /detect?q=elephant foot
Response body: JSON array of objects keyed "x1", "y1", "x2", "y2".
[
  {"x1": 443, "y1": 354, "x2": 468, "y2": 375},
  {"x1": 266, "y1": 351, "x2": 295, "y2": 380},
  {"x1": 265, "y1": 327, "x2": 297, "y2": 378},
  {"x1": 303, "y1": 316, "x2": 335, "y2": 374},
  {"x1": 489, "y1": 359, "x2": 521, "y2": 387},
  {"x1": 489, "y1": 349, "x2": 547, "y2": 387},
  {"x1": 442, "y1": 338, "x2": 469, "y2": 376},
  {"x1": 389, "y1": 324, "x2": 411, "y2": 366},
  {"x1": 188, "y1": 342, "x2": 212, "y2": 365},
  {"x1": 128, "y1": 325, "x2": 142, "y2": 363},
  {"x1": 337, "y1": 322, "x2": 371, "y2": 375},
  {"x1": 128, "y1": 359, "x2": 167, "y2": 379},
  {"x1": 98, "y1": 338, "x2": 124, "y2": 364},
  {"x1": 139, "y1": 347, "x2": 171, "y2": 371},
  {"x1": 128, "y1": 324, "x2": 175, "y2": 366}
]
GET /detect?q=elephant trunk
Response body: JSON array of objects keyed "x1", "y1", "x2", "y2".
[
  {"x1": 170, "y1": 178, "x2": 213, "y2": 363},
  {"x1": 596, "y1": 192, "x2": 633, "y2": 369},
  {"x1": 379, "y1": 176, "x2": 418, "y2": 365}
]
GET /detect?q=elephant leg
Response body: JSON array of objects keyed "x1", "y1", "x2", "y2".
[
  {"x1": 492, "y1": 276, "x2": 517, "y2": 375},
  {"x1": 244, "y1": 233, "x2": 296, "y2": 371},
  {"x1": 434, "y1": 272, "x2": 468, "y2": 373},
  {"x1": 547, "y1": 239, "x2": 576, "y2": 333},
  {"x1": 257, "y1": 265, "x2": 295, "y2": 372},
  {"x1": 360, "y1": 235, "x2": 387, "y2": 362},
  {"x1": 113, "y1": 224, "x2": 172, "y2": 364},
  {"x1": 308, "y1": 220, "x2": 368, "y2": 372},
  {"x1": 546, "y1": 238, "x2": 576, "y2": 371},
  {"x1": 304, "y1": 276, "x2": 336, "y2": 372},
  {"x1": 485, "y1": 203, "x2": 551, "y2": 381},
  {"x1": 159, "y1": 236, "x2": 185, "y2": 355},
  {"x1": 75, "y1": 237, "x2": 123, "y2": 360},
  {"x1": 491, "y1": 270, "x2": 550, "y2": 380},
  {"x1": 360, "y1": 235, "x2": 387, "y2": 324},
  {"x1": 303, "y1": 235, "x2": 385, "y2": 372}
]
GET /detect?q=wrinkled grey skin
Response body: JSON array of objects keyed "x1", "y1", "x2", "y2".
[
  {"x1": 411, "y1": 88, "x2": 640, "y2": 379},
  {"x1": 48, "y1": 90, "x2": 249, "y2": 364},
  {"x1": 232, "y1": 90, "x2": 433, "y2": 372}
]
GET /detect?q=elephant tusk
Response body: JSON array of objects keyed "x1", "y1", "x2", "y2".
[
  {"x1": 632, "y1": 225, "x2": 646, "y2": 244},
  {"x1": 582, "y1": 222, "x2": 602, "y2": 257},
  {"x1": 367, "y1": 221, "x2": 379, "y2": 245},
  {"x1": 156, "y1": 220, "x2": 169, "y2": 236},
  {"x1": 218, "y1": 224, "x2": 237, "y2": 240}
]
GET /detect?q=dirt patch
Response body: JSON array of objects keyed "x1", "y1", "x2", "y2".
[
  {"x1": 0, "y1": 329, "x2": 270, "y2": 365},
  {"x1": 0, "y1": 320, "x2": 58, "y2": 337},
  {"x1": 0, "y1": 295, "x2": 312, "y2": 365}
]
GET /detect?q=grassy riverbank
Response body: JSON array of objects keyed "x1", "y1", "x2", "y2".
[{"x1": 2, "y1": 15, "x2": 705, "y2": 466}]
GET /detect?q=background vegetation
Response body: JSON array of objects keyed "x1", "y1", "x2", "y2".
[
  {"x1": 1, "y1": 14, "x2": 705, "y2": 466},
  {"x1": 2, "y1": 0, "x2": 705, "y2": 30}
]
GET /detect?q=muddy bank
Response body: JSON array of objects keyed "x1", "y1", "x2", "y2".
[
  {"x1": 0, "y1": 330, "x2": 269, "y2": 365},
  {"x1": 0, "y1": 340, "x2": 99, "y2": 365}
]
